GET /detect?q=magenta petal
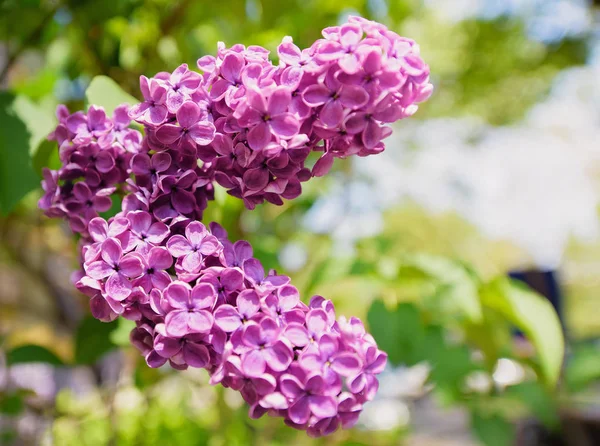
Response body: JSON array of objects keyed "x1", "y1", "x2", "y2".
[
  {"x1": 164, "y1": 282, "x2": 191, "y2": 309},
  {"x1": 154, "y1": 334, "x2": 182, "y2": 358},
  {"x1": 312, "y1": 152, "x2": 334, "y2": 177},
  {"x1": 340, "y1": 23, "x2": 362, "y2": 47},
  {"x1": 190, "y1": 283, "x2": 216, "y2": 309},
  {"x1": 198, "y1": 235, "x2": 220, "y2": 255},
  {"x1": 167, "y1": 235, "x2": 193, "y2": 257},
  {"x1": 306, "y1": 309, "x2": 329, "y2": 334},
  {"x1": 237, "y1": 290, "x2": 260, "y2": 317},
  {"x1": 183, "y1": 343, "x2": 210, "y2": 368},
  {"x1": 187, "y1": 310, "x2": 214, "y2": 333},
  {"x1": 95, "y1": 151, "x2": 115, "y2": 173},
  {"x1": 220, "y1": 53, "x2": 244, "y2": 83},
  {"x1": 284, "y1": 324, "x2": 310, "y2": 347},
  {"x1": 243, "y1": 167, "x2": 269, "y2": 191},
  {"x1": 280, "y1": 374, "x2": 305, "y2": 399},
  {"x1": 288, "y1": 396, "x2": 311, "y2": 425},
  {"x1": 362, "y1": 119, "x2": 382, "y2": 149},
  {"x1": 176, "y1": 101, "x2": 200, "y2": 128},
  {"x1": 242, "y1": 349, "x2": 266, "y2": 377},
  {"x1": 339, "y1": 53, "x2": 360, "y2": 74},
  {"x1": 189, "y1": 122, "x2": 215, "y2": 145},
  {"x1": 268, "y1": 87, "x2": 292, "y2": 115},
  {"x1": 309, "y1": 395, "x2": 338, "y2": 419},
  {"x1": 85, "y1": 261, "x2": 113, "y2": 280},
  {"x1": 270, "y1": 113, "x2": 299, "y2": 138},
  {"x1": 331, "y1": 353, "x2": 362, "y2": 376},
  {"x1": 302, "y1": 85, "x2": 330, "y2": 106},
  {"x1": 319, "y1": 100, "x2": 344, "y2": 127},
  {"x1": 101, "y1": 238, "x2": 122, "y2": 265},
  {"x1": 147, "y1": 222, "x2": 169, "y2": 244},
  {"x1": 214, "y1": 305, "x2": 242, "y2": 332},
  {"x1": 148, "y1": 247, "x2": 172, "y2": 270},
  {"x1": 182, "y1": 251, "x2": 203, "y2": 272},
  {"x1": 339, "y1": 85, "x2": 369, "y2": 109},
  {"x1": 119, "y1": 254, "x2": 143, "y2": 278},
  {"x1": 165, "y1": 310, "x2": 190, "y2": 337},
  {"x1": 155, "y1": 124, "x2": 182, "y2": 144},
  {"x1": 299, "y1": 353, "x2": 322, "y2": 371},
  {"x1": 106, "y1": 272, "x2": 132, "y2": 300},
  {"x1": 264, "y1": 341, "x2": 292, "y2": 372},
  {"x1": 148, "y1": 105, "x2": 168, "y2": 125},
  {"x1": 316, "y1": 41, "x2": 343, "y2": 61},
  {"x1": 247, "y1": 122, "x2": 271, "y2": 151},
  {"x1": 128, "y1": 210, "x2": 151, "y2": 234}
]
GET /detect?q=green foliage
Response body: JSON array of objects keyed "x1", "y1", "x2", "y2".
[
  {"x1": 0, "y1": 93, "x2": 54, "y2": 214},
  {"x1": 471, "y1": 412, "x2": 515, "y2": 446},
  {"x1": 74, "y1": 316, "x2": 118, "y2": 364},
  {"x1": 0, "y1": 392, "x2": 25, "y2": 416},
  {"x1": 565, "y1": 343, "x2": 600, "y2": 392},
  {"x1": 481, "y1": 278, "x2": 564, "y2": 387},
  {"x1": 85, "y1": 75, "x2": 139, "y2": 114},
  {"x1": 6, "y1": 344, "x2": 65, "y2": 366}
]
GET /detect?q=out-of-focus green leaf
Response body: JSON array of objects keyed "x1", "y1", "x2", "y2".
[
  {"x1": 85, "y1": 76, "x2": 139, "y2": 115},
  {"x1": 0, "y1": 393, "x2": 25, "y2": 415},
  {"x1": 74, "y1": 316, "x2": 118, "y2": 365},
  {"x1": 471, "y1": 412, "x2": 514, "y2": 446},
  {"x1": 565, "y1": 344, "x2": 600, "y2": 392},
  {"x1": 506, "y1": 382, "x2": 559, "y2": 428},
  {"x1": 32, "y1": 138, "x2": 60, "y2": 176},
  {"x1": 401, "y1": 253, "x2": 483, "y2": 323},
  {"x1": 109, "y1": 318, "x2": 136, "y2": 347},
  {"x1": 481, "y1": 278, "x2": 564, "y2": 387},
  {"x1": 367, "y1": 301, "x2": 424, "y2": 365},
  {"x1": 6, "y1": 344, "x2": 65, "y2": 366},
  {"x1": 0, "y1": 92, "x2": 54, "y2": 214}
]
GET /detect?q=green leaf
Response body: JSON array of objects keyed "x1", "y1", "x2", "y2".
[
  {"x1": 481, "y1": 278, "x2": 564, "y2": 387},
  {"x1": 0, "y1": 93, "x2": 54, "y2": 214},
  {"x1": 506, "y1": 382, "x2": 559, "y2": 428},
  {"x1": 109, "y1": 318, "x2": 136, "y2": 347},
  {"x1": 367, "y1": 301, "x2": 425, "y2": 365},
  {"x1": 74, "y1": 316, "x2": 118, "y2": 364},
  {"x1": 6, "y1": 344, "x2": 65, "y2": 366},
  {"x1": 32, "y1": 138, "x2": 60, "y2": 176},
  {"x1": 471, "y1": 412, "x2": 514, "y2": 446},
  {"x1": 0, "y1": 393, "x2": 24, "y2": 415},
  {"x1": 565, "y1": 344, "x2": 600, "y2": 392},
  {"x1": 85, "y1": 76, "x2": 139, "y2": 115},
  {"x1": 401, "y1": 253, "x2": 483, "y2": 323}
]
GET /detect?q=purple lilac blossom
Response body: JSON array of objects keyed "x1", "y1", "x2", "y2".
[{"x1": 38, "y1": 16, "x2": 433, "y2": 436}]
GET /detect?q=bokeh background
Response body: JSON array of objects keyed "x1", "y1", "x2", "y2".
[{"x1": 1, "y1": 0, "x2": 600, "y2": 445}]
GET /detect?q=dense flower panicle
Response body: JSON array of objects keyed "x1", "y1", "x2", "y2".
[
  {"x1": 39, "y1": 16, "x2": 431, "y2": 436},
  {"x1": 124, "y1": 16, "x2": 432, "y2": 209},
  {"x1": 39, "y1": 104, "x2": 142, "y2": 235},
  {"x1": 74, "y1": 214, "x2": 386, "y2": 436}
]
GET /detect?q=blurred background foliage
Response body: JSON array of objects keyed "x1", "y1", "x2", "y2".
[{"x1": 1, "y1": 0, "x2": 600, "y2": 445}]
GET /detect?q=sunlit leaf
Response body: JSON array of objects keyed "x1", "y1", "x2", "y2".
[
  {"x1": 85, "y1": 75, "x2": 139, "y2": 115},
  {"x1": 481, "y1": 278, "x2": 564, "y2": 386},
  {"x1": 402, "y1": 253, "x2": 483, "y2": 323}
]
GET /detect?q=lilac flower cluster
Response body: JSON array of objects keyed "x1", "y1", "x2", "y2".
[
  {"x1": 73, "y1": 216, "x2": 386, "y2": 436},
  {"x1": 129, "y1": 15, "x2": 432, "y2": 208},
  {"x1": 38, "y1": 16, "x2": 431, "y2": 436},
  {"x1": 39, "y1": 104, "x2": 142, "y2": 234}
]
